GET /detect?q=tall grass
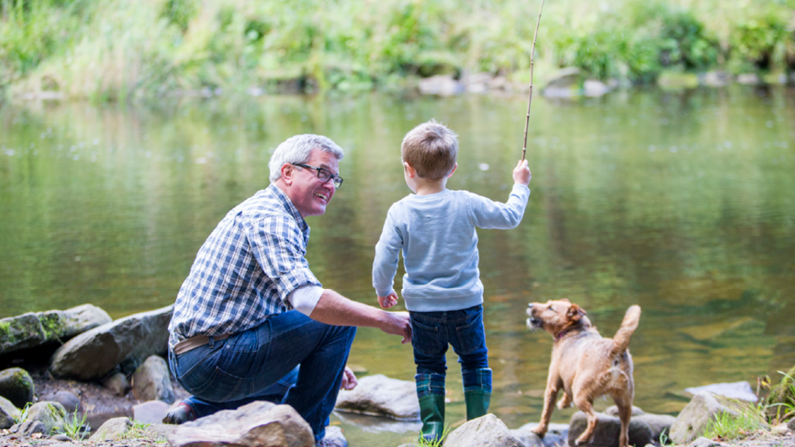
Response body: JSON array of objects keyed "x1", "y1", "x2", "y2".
[{"x1": 1, "y1": 0, "x2": 793, "y2": 100}]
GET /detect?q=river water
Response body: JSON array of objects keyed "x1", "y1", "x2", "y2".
[{"x1": 1, "y1": 87, "x2": 794, "y2": 445}]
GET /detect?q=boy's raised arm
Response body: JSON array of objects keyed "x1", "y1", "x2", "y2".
[{"x1": 469, "y1": 160, "x2": 531, "y2": 230}]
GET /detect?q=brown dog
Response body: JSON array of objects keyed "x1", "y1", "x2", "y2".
[{"x1": 526, "y1": 300, "x2": 641, "y2": 447}]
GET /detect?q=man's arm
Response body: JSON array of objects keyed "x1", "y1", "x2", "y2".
[{"x1": 309, "y1": 289, "x2": 412, "y2": 344}]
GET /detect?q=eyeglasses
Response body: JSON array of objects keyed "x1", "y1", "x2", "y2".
[{"x1": 292, "y1": 163, "x2": 344, "y2": 188}]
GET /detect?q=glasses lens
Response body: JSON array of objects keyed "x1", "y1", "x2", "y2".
[
  {"x1": 333, "y1": 177, "x2": 343, "y2": 188},
  {"x1": 316, "y1": 167, "x2": 331, "y2": 182}
]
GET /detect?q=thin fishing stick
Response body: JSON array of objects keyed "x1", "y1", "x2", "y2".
[{"x1": 522, "y1": 0, "x2": 546, "y2": 161}]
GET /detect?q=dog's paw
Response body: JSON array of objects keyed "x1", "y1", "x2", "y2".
[
  {"x1": 531, "y1": 427, "x2": 547, "y2": 438},
  {"x1": 574, "y1": 434, "x2": 592, "y2": 445}
]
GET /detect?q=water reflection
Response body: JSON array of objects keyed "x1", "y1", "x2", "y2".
[{"x1": 1, "y1": 87, "x2": 794, "y2": 446}]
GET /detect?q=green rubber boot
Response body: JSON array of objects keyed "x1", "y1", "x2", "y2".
[
  {"x1": 464, "y1": 390, "x2": 491, "y2": 420},
  {"x1": 418, "y1": 393, "x2": 446, "y2": 443}
]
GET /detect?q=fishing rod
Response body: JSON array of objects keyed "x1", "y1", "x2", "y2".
[{"x1": 522, "y1": 0, "x2": 546, "y2": 161}]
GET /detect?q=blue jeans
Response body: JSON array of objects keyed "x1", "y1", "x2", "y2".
[
  {"x1": 168, "y1": 310, "x2": 357, "y2": 442},
  {"x1": 410, "y1": 304, "x2": 489, "y2": 390}
]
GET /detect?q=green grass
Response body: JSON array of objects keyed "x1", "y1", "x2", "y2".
[
  {"x1": 1, "y1": 0, "x2": 794, "y2": 100},
  {"x1": 415, "y1": 424, "x2": 452, "y2": 447},
  {"x1": 53, "y1": 404, "x2": 89, "y2": 441},
  {"x1": 702, "y1": 407, "x2": 766, "y2": 441},
  {"x1": 767, "y1": 371, "x2": 795, "y2": 424},
  {"x1": 11, "y1": 402, "x2": 33, "y2": 425}
]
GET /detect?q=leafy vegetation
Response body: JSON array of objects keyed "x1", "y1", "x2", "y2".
[
  {"x1": 53, "y1": 403, "x2": 89, "y2": 441},
  {"x1": 702, "y1": 406, "x2": 766, "y2": 441},
  {"x1": 0, "y1": 0, "x2": 793, "y2": 98}
]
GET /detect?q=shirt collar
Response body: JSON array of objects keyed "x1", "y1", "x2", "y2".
[{"x1": 267, "y1": 183, "x2": 310, "y2": 232}]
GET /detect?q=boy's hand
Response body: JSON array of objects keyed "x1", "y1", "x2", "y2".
[
  {"x1": 513, "y1": 159, "x2": 531, "y2": 186},
  {"x1": 378, "y1": 292, "x2": 399, "y2": 309}
]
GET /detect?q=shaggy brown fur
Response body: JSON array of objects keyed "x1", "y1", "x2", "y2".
[{"x1": 526, "y1": 300, "x2": 641, "y2": 447}]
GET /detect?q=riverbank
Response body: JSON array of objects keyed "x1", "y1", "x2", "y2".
[{"x1": 1, "y1": 0, "x2": 793, "y2": 101}]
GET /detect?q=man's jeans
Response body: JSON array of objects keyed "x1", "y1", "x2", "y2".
[
  {"x1": 168, "y1": 310, "x2": 356, "y2": 442},
  {"x1": 410, "y1": 304, "x2": 489, "y2": 390}
]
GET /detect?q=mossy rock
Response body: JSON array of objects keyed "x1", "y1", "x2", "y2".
[
  {"x1": 0, "y1": 367, "x2": 35, "y2": 408},
  {"x1": 0, "y1": 305, "x2": 111, "y2": 356},
  {"x1": 766, "y1": 365, "x2": 795, "y2": 421}
]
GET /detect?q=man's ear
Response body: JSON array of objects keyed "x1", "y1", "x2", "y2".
[
  {"x1": 280, "y1": 163, "x2": 295, "y2": 185},
  {"x1": 403, "y1": 162, "x2": 416, "y2": 179}
]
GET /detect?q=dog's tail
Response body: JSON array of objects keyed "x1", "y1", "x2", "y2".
[{"x1": 611, "y1": 305, "x2": 641, "y2": 355}]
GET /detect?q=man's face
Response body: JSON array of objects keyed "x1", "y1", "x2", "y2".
[{"x1": 287, "y1": 149, "x2": 339, "y2": 217}]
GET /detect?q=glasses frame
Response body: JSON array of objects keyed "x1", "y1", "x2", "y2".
[{"x1": 291, "y1": 163, "x2": 344, "y2": 188}]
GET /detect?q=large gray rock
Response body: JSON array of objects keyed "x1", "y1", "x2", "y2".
[
  {"x1": 669, "y1": 392, "x2": 767, "y2": 445},
  {"x1": 0, "y1": 305, "x2": 111, "y2": 355},
  {"x1": 88, "y1": 417, "x2": 132, "y2": 442},
  {"x1": 0, "y1": 395, "x2": 20, "y2": 429},
  {"x1": 335, "y1": 374, "x2": 419, "y2": 421},
  {"x1": 443, "y1": 414, "x2": 524, "y2": 447},
  {"x1": 49, "y1": 306, "x2": 173, "y2": 380},
  {"x1": 132, "y1": 355, "x2": 175, "y2": 403},
  {"x1": 511, "y1": 422, "x2": 568, "y2": 447},
  {"x1": 568, "y1": 411, "x2": 653, "y2": 447},
  {"x1": 0, "y1": 367, "x2": 35, "y2": 408},
  {"x1": 603, "y1": 405, "x2": 676, "y2": 442},
  {"x1": 23, "y1": 401, "x2": 67, "y2": 433},
  {"x1": 685, "y1": 381, "x2": 757, "y2": 402},
  {"x1": 168, "y1": 401, "x2": 314, "y2": 447}
]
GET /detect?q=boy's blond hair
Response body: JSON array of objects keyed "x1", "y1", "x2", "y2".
[{"x1": 401, "y1": 120, "x2": 458, "y2": 180}]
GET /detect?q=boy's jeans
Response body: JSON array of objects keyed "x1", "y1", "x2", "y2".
[
  {"x1": 168, "y1": 310, "x2": 356, "y2": 442},
  {"x1": 410, "y1": 304, "x2": 490, "y2": 390}
]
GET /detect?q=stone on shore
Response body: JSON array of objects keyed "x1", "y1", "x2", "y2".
[
  {"x1": 335, "y1": 374, "x2": 419, "y2": 421},
  {"x1": 49, "y1": 306, "x2": 173, "y2": 381},
  {"x1": 22, "y1": 401, "x2": 68, "y2": 433},
  {"x1": 669, "y1": 392, "x2": 768, "y2": 445},
  {"x1": 685, "y1": 381, "x2": 757, "y2": 402},
  {"x1": 603, "y1": 405, "x2": 676, "y2": 441},
  {"x1": 133, "y1": 400, "x2": 170, "y2": 425},
  {"x1": 168, "y1": 401, "x2": 315, "y2": 447},
  {"x1": 568, "y1": 411, "x2": 653, "y2": 447},
  {"x1": 88, "y1": 416, "x2": 132, "y2": 441},
  {"x1": 39, "y1": 390, "x2": 82, "y2": 414},
  {"x1": 0, "y1": 305, "x2": 112, "y2": 356},
  {"x1": 689, "y1": 436, "x2": 722, "y2": 447},
  {"x1": 443, "y1": 414, "x2": 524, "y2": 447},
  {"x1": 132, "y1": 355, "x2": 175, "y2": 404},
  {"x1": 511, "y1": 422, "x2": 569, "y2": 447},
  {"x1": 418, "y1": 75, "x2": 464, "y2": 96},
  {"x1": 0, "y1": 367, "x2": 35, "y2": 408},
  {"x1": 103, "y1": 371, "x2": 131, "y2": 397},
  {"x1": 0, "y1": 395, "x2": 20, "y2": 429}
]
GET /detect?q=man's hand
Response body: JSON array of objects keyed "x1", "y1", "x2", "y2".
[
  {"x1": 381, "y1": 311, "x2": 412, "y2": 344},
  {"x1": 513, "y1": 159, "x2": 531, "y2": 186},
  {"x1": 378, "y1": 292, "x2": 399, "y2": 309},
  {"x1": 340, "y1": 366, "x2": 358, "y2": 390}
]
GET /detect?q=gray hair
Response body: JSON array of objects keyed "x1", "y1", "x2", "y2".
[{"x1": 268, "y1": 134, "x2": 345, "y2": 182}]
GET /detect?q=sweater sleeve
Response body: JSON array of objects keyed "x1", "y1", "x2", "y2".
[
  {"x1": 468, "y1": 183, "x2": 530, "y2": 229},
  {"x1": 372, "y1": 206, "x2": 403, "y2": 297}
]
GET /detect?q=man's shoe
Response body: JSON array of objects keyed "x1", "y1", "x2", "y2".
[
  {"x1": 162, "y1": 402, "x2": 196, "y2": 425},
  {"x1": 316, "y1": 426, "x2": 348, "y2": 447}
]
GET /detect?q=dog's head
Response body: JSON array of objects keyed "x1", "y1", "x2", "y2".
[{"x1": 526, "y1": 299, "x2": 588, "y2": 338}]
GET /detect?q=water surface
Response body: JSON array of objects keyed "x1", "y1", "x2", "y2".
[{"x1": 1, "y1": 87, "x2": 794, "y2": 445}]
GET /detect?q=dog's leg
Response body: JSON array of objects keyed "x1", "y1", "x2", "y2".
[
  {"x1": 532, "y1": 376, "x2": 560, "y2": 437},
  {"x1": 614, "y1": 397, "x2": 632, "y2": 447},
  {"x1": 573, "y1": 396, "x2": 598, "y2": 446},
  {"x1": 557, "y1": 391, "x2": 572, "y2": 410}
]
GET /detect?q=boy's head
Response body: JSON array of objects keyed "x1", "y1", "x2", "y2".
[{"x1": 401, "y1": 120, "x2": 458, "y2": 180}]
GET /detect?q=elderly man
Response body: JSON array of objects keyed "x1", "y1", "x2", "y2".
[{"x1": 165, "y1": 135, "x2": 412, "y2": 446}]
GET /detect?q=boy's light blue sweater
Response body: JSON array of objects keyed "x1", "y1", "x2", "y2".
[{"x1": 373, "y1": 183, "x2": 530, "y2": 312}]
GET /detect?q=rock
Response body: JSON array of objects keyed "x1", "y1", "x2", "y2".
[
  {"x1": 0, "y1": 305, "x2": 111, "y2": 356},
  {"x1": 584, "y1": 79, "x2": 611, "y2": 97},
  {"x1": 10, "y1": 420, "x2": 46, "y2": 436},
  {"x1": 103, "y1": 371, "x2": 131, "y2": 397},
  {"x1": 82, "y1": 394, "x2": 134, "y2": 432},
  {"x1": 49, "y1": 306, "x2": 173, "y2": 381},
  {"x1": 605, "y1": 406, "x2": 645, "y2": 417},
  {"x1": 689, "y1": 436, "x2": 720, "y2": 447},
  {"x1": 0, "y1": 395, "x2": 20, "y2": 429},
  {"x1": 50, "y1": 433, "x2": 74, "y2": 441},
  {"x1": 168, "y1": 401, "x2": 314, "y2": 447},
  {"x1": 39, "y1": 390, "x2": 82, "y2": 414},
  {"x1": 23, "y1": 401, "x2": 67, "y2": 433},
  {"x1": 443, "y1": 414, "x2": 523, "y2": 447},
  {"x1": 462, "y1": 72, "x2": 493, "y2": 94},
  {"x1": 418, "y1": 75, "x2": 464, "y2": 96},
  {"x1": 0, "y1": 367, "x2": 35, "y2": 408},
  {"x1": 568, "y1": 411, "x2": 653, "y2": 447},
  {"x1": 545, "y1": 67, "x2": 582, "y2": 88},
  {"x1": 511, "y1": 422, "x2": 569, "y2": 447},
  {"x1": 335, "y1": 374, "x2": 419, "y2": 421},
  {"x1": 144, "y1": 422, "x2": 179, "y2": 439},
  {"x1": 88, "y1": 416, "x2": 133, "y2": 442},
  {"x1": 736, "y1": 73, "x2": 761, "y2": 85},
  {"x1": 669, "y1": 392, "x2": 767, "y2": 445},
  {"x1": 699, "y1": 71, "x2": 730, "y2": 87},
  {"x1": 321, "y1": 426, "x2": 347, "y2": 447},
  {"x1": 685, "y1": 381, "x2": 757, "y2": 402},
  {"x1": 133, "y1": 400, "x2": 170, "y2": 425},
  {"x1": 788, "y1": 418, "x2": 795, "y2": 431},
  {"x1": 634, "y1": 414, "x2": 676, "y2": 442},
  {"x1": 132, "y1": 355, "x2": 175, "y2": 403}
]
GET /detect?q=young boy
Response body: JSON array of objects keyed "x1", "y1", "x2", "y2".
[{"x1": 372, "y1": 120, "x2": 531, "y2": 442}]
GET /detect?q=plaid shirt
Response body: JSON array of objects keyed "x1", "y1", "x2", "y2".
[{"x1": 168, "y1": 184, "x2": 321, "y2": 349}]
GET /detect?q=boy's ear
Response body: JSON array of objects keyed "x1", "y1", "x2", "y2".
[
  {"x1": 403, "y1": 162, "x2": 416, "y2": 178},
  {"x1": 448, "y1": 163, "x2": 458, "y2": 178}
]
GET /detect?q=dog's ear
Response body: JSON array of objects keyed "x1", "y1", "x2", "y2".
[
  {"x1": 560, "y1": 298, "x2": 570, "y2": 303},
  {"x1": 567, "y1": 304, "x2": 585, "y2": 321}
]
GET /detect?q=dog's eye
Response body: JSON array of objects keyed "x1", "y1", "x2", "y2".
[{"x1": 548, "y1": 305, "x2": 555, "y2": 312}]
